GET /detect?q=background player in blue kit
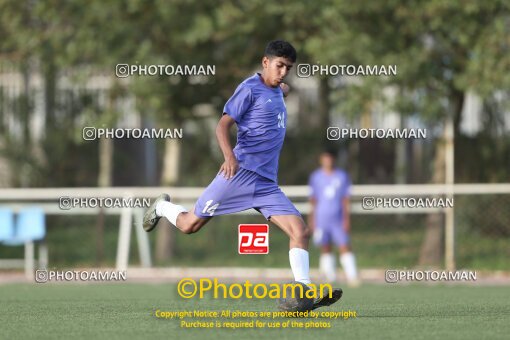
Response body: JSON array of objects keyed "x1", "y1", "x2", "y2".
[
  {"x1": 143, "y1": 40, "x2": 342, "y2": 308},
  {"x1": 309, "y1": 150, "x2": 360, "y2": 286}
]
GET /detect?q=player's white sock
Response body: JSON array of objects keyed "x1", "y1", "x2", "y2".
[
  {"x1": 319, "y1": 253, "x2": 336, "y2": 283},
  {"x1": 289, "y1": 248, "x2": 311, "y2": 285},
  {"x1": 340, "y1": 252, "x2": 358, "y2": 282},
  {"x1": 156, "y1": 201, "x2": 187, "y2": 226}
]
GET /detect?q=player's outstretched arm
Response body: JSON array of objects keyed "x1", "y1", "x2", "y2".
[{"x1": 216, "y1": 114, "x2": 239, "y2": 179}]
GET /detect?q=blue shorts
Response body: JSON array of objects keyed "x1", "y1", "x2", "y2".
[
  {"x1": 194, "y1": 168, "x2": 301, "y2": 220},
  {"x1": 313, "y1": 225, "x2": 350, "y2": 247}
]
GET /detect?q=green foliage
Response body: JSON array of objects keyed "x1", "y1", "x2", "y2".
[
  {"x1": 302, "y1": 1, "x2": 510, "y2": 121},
  {"x1": 1, "y1": 0, "x2": 509, "y2": 186}
]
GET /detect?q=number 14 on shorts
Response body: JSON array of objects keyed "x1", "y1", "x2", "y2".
[{"x1": 238, "y1": 224, "x2": 269, "y2": 254}]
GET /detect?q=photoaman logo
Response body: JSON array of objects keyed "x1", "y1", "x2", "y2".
[
  {"x1": 176, "y1": 278, "x2": 333, "y2": 300},
  {"x1": 238, "y1": 224, "x2": 269, "y2": 254}
]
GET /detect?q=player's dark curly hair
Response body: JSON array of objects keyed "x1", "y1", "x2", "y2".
[{"x1": 264, "y1": 40, "x2": 297, "y2": 62}]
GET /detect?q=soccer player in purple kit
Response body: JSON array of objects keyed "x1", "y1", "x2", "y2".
[
  {"x1": 143, "y1": 40, "x2": 342, "y2": 308},
  {"x1": 308, "y1": 150, "x2": 360, "y2": 286}
]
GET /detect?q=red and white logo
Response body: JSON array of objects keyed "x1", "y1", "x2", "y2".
[{"x1": 238, "y1": 224, "x2": 269, "y2": 254}]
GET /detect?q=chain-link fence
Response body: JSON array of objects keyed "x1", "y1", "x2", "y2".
[{"x1": 455, "y1": 194, "x2": 510, "y2": 270}]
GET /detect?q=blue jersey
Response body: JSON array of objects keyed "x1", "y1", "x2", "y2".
[
  {"x1": 223, "y1": 73, "x2": 286, "y2": 182},
  {"x1": 309, "y1": 169, "x2": 351, "y2": 228}
]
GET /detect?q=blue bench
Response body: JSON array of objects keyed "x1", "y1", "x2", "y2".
[{"x1": 0, "y1": 207, "x2": 48, "y2": 278}]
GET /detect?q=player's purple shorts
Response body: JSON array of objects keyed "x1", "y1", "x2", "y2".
[
  {"x1": 313, "y1": 225, "x2": 350, "y2": 247},
  {"x1": 194, "y1": 168, "x2": 301, "y2": 220}
]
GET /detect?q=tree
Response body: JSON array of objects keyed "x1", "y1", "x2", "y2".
[{"x1": 305, "y1": 0, "x2": 510, "y2": 266}]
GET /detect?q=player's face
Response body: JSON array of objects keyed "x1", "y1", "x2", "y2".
[
  {"x1": 262, "y1": 56, "x2": 294, "y2": 87},
  {"x1": 320, "y1": 153, "x2": 335, "y2": 170}
]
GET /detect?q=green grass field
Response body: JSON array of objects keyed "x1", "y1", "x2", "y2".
[{"x1": 1, "y1": 283, "x2": 509, "y2": 339}]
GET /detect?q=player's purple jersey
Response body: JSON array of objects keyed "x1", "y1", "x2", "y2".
[
  {"x1": 309, "y1": 168, "x2": 351, "y2": 228},
  {"x1": 223, "y1": 73, "x2": 286, "y2": 182}
]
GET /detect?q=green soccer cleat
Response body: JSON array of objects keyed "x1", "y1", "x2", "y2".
[
  {"x1": 143, "y1": 194, "x2": 170, "y2": 232},
  {"x1": 312, "y1": 287, "x2": 343, "y2": 310}
]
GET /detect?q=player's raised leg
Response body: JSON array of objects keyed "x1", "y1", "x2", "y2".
[
  {"x1": 144, "y1": 167, "x2": 259, "y2": 235},
  {"x1": 143, "y1": 194, "x2": 210, "y2": 234}
]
